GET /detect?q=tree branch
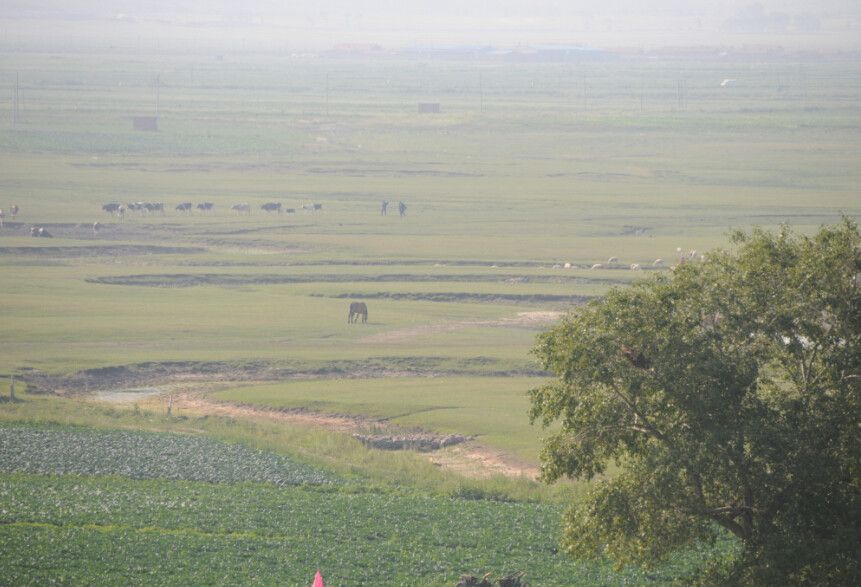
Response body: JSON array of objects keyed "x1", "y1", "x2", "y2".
[{"x1": 707, "y1": 511, "x2": 750, "y2": 541}]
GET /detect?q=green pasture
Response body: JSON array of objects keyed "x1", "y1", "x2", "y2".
[
  {"x1": 0, "y1": 256, "x2": 572, "y2": 374},
  {"x1": 1, "y1": 51, "x2": 859, "y2": 478},
  {"x1": 214, "y1": 377, "x2": 551, "y2": 460}
]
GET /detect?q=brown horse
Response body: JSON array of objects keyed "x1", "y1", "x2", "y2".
[{"x1": 348, "y1": 302, "x2": 368, "y2": 324}]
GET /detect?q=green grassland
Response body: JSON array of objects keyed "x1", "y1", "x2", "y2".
[
  {"x1": 0, "y1": 49, "x2": 858, "y2": 584},
  {"x1": 2, "y1": 47, "x2": 858, "y2": 474},
  {"x1": 213, "y1": 377, "x2": 551, "y2": 460}
]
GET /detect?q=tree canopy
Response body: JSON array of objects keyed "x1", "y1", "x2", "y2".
[{"x1": 530, "y1": 220, "x2": 860, "y2": 585}]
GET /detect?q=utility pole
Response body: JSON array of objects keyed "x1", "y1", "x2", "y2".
[
  {"x1": 479, "y1": 70, "x2": 484, "y2": 113},
  {"x1": 582, "y1": 73, "x2": 588, "y2": 112},
  {"x1": 155, "y1": 74, "x2": 160, "y2": 118},
  {"x1": 676, "y1": 79, "x2": 687, "y2": 112},
  {"x1": 325, "y1": 72, "x2": 329, "y2": 117},
  {"x1": 12, "y1": 72, "x2": 20, "y2": 127}
]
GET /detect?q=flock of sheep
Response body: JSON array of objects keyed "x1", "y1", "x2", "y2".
[{"x1": 552, "y1": 249, "x2": 703, "y2": 272}]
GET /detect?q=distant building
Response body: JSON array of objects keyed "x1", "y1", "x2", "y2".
[
  {"x1": 418, "y1": 103, "x2": 441, "y2": 114},
  {"x1": 132, "y1": 116, "x2": 158, "y2": 131}
]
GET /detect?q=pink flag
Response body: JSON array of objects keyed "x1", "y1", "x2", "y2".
[{"x1": 312, "y1": 570, "x2": 324, "y2": 587}]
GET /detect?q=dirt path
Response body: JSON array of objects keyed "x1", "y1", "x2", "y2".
[
  {"x1": 172, "y1": 390, "x2": 365, "y2": 434},
  {"x1": 153, "y1": 388, "x2": 540, "y2": 480},
  {"x1": 361, "y1": 311, "x2": 563, "y2": 344}
]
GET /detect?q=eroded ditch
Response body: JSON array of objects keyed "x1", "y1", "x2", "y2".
[
  {"x1": 86, "y1": 272, "x2": 619, "y2": 288},
  {"x1": 20, "y1": 358, "x2": 546, "y2": 479},
  {"x1": 21, "y1": 358, "x2": 547, "y2": 395},
  {"x1": 0, "y1": 245, "x2": 206, "y2": 257},
  {"x1": 324, "y1": 292, "x2": 592, "y2": 304}
]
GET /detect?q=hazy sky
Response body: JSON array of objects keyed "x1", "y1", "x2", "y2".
[{"x1": 2, "y1": 1, "x2": 859, "y2": 51}]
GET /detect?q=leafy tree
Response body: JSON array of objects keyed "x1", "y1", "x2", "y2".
[{"x1": 530, "y1": 220, "x2": 860, "y2": 584}]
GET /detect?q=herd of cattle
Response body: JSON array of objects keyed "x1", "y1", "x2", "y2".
[
  {"x1": 1, "y1": 205, "x2": 54, "y2": 237},
  {"x1": 101, "y1": 201, "x2": 324, "y2": 217},
  {"x1": 7, "y1": 201, "x2": 700, "y2": 271}
]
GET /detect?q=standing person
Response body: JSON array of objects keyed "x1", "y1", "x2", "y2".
[{"x1": 398, "y1": 201, "x2": 407, "y2": 218}]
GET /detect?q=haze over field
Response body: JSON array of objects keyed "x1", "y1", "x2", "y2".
[
  {"x1": 2, "y1": 0, "x2": 860, "y2": 52},
  {"x1": 1, "y1": 1, "x2": 859, "y2": 585}
]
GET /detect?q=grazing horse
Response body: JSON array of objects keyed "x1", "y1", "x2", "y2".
[
  {"x1": 196, "y1": 202, "x2": 214, "y2": 213},
  {"x1": 176, "y1": 202, "x2": 192, "y2": 213},
  {"x1": 261, "y1": 202, "x2": 282, "y2": 213},
  {"x1": 231, "y1": 203, "x2": 251, "y2": 215},
  {"x1": 348, "y1": 302, "x2": 368, "y2": 324},
  {"x1": 398, "y1": 201, "x2": 407, "y2": 217}
]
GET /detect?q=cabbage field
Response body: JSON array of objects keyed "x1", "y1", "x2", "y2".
[
  {"x1": 0, "y1": 425, "x2": 334, "y2": 486},
  {"x1": 0, "y1": 425, "x2": 732, "y2": 586}
]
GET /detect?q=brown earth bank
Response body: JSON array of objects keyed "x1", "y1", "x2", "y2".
[
  {"x1": 20, "y1": 365, "x2": 545, "y2": 479},
  {"x1": 166, "y1": 390, "x2": 540, "y2": 480}
]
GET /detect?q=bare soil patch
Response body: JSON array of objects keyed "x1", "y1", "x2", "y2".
[
  {"x1": 428, "y1": 445, "x2": 540, "y2": 480},
  {"x1": 94, "y1": 387, "x2": 163, "y2": 403}
]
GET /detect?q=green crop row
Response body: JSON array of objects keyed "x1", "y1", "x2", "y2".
[
  {"x1": 0, "y1": 424, "x2": 336, "y2": 486},
  {"x1": 0, "y1": 472, "x2": 735, "y2": 586}
]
